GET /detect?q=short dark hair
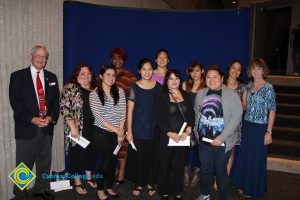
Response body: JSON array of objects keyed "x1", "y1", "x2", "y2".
[
  {"x1": 162, "y1": 68, "x2": 182, "y2": 92},
  {"x1": 206, "y1": 64, "x2": 224, "y2": 77},
  {"x1": 155, "y1": 48, "x2": 169, "y2": 59}
]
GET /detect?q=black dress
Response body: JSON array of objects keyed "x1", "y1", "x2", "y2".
[
  {"x1": 68, "y1": 87, "x2": 97, "y2": 174},
  {"x1": 126, "y1": 83, "x2": 161, "y2": 187}
]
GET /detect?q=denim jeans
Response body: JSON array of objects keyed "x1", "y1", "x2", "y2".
[{"x1": 198, "y1": 142, "x2": 230, "y2": 200}]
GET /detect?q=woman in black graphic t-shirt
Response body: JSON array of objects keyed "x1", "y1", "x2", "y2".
[{"x1": 194, "y1": 65, "x2": 243, "y2": 200}]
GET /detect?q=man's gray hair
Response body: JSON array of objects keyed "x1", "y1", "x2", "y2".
[{"x1": 31, "y1": 45, "x2": 49, "y2": 58}]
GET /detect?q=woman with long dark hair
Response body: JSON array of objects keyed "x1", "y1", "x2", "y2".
[
  {"x1": 182, "y1": 61, "x2": 205, "y2": 187},
  {"x1": 224, "y1": 60, "x2": 246, "y2": 173},
  {"x1": 110, "y1": 48, "x2": 136, "y2": 185},
  {"x1": 60, "y1": 63, "x2": 97, "y2": 195},
  {"x1": 89, "y1": 65, "x2": 126, "y2": 200}
]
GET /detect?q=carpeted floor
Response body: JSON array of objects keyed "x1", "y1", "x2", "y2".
[{"x1": 23, "y1": 170, "x2": 300, "y2": 200}]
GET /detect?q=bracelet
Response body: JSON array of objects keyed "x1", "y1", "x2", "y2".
[{"x1": 266, "y1": 130, "x2": 272, "y2": 134}]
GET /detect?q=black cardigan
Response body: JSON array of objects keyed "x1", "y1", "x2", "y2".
[{"x1": 154, "y1": 90, "x2": 195, "y2": 145}]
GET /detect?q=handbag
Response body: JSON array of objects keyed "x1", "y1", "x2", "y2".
[{"x1": 169, "y1": 92, "x2": 198, "y2": 148}]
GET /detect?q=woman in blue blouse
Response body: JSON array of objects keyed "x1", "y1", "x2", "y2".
[
  {"x1": 126, "y1": 58, "x2": 161, "y2": 196},
  {"x1": 233, "y1": 58, "x2": 276, "y2": 199}
]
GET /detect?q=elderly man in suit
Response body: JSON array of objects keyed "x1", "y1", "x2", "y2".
[{"x1": 9, "y1": 45, "x2": 60, "y2": 200}]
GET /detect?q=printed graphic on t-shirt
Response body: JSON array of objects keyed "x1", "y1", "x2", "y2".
[{"x1": 198, "y1": 93, "x2": 224, "y2": 139}]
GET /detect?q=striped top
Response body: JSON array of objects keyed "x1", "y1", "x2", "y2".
[{"x1": 89, "y1": 87, "x2": 126, "y2": 132}]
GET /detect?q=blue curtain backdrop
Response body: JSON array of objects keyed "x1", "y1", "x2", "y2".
[{"x1": 63, "y1": 1, "x2": 250, "y2": 83}]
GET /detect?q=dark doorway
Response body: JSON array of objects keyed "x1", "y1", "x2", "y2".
[{"x1": 253, "y1": 6, "x2": 291, "y2": 75}]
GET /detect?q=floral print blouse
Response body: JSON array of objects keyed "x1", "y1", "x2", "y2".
[
  {"x1": 244, "y1": 82, "x2": 276, "y2": 124},
  {"x1": 60, "y1": 83, "x2": 83, "y2": 154}
]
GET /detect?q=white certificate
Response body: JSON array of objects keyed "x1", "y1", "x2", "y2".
[
  {"x1": 54, "y1": 186, "x2": 73, "y2": 192},
  {"x1": 168, "y1": 122, "x2": 190, "y2": 146},
  {"x1": 113, "y1": 144, "x2": 121, "y2": 155},
  {"x1": 125, "y1": 132, "x2": 137, "y2": 151},
  {"x1": 202, "y1": 137, "x2": 225, "y2": 146},
  {"x1": 68, "y1": 134, "x2": 90, "y2": 148},
  {"x1": 50, "y1": 180, "x2": 71, "y2": 191},
  {"x1": 130, "y1": 140, "x2": 137, "y2": 151}
]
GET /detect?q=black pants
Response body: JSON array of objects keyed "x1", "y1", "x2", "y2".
[
  {"x1": 93, "y1": 126, "x2": 117, "y2": 190},
  {"x1": 68, "y1": 142, "x2": 98, "y2": 176},
  {"x1": 14, "y1": 128, "x2": 53, "y2": 198},
  {"x1": 158, "y1": 143, "x2": 186, "y2": 196}
]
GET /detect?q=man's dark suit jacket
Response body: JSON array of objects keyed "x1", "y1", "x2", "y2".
[{"x1": 9, "y1": 66, "x2": 60, "y2": 139}]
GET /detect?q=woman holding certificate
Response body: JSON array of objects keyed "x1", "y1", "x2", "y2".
[
  {"x1": 194, "y1": 65, "x2": 243, "y2": 200},
  {"x1": 126, "y1": 58, "x2": 161, "y2": 196},
  {"x1": 60, "y1": 64, "x2": 97, "y2": 195},
  {"x1": 154, "y1": 69, "x2": 194, "y2": 200},
  {"x1": 89, "y1": 65, "x2": 126, "y2": 200}
]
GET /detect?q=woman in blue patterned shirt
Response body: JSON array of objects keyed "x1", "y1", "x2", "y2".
[{"x1": 233, "y1": 58, "x2": 276, "y2": 200}]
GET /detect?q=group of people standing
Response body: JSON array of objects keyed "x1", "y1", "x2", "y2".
[{"x1": 9, "y1": 45, "x2": 276, "y2": 200}]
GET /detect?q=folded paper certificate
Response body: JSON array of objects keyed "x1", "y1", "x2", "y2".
[
  {"x1": 113, "y1": 144, "x2": 121, "y2": 155},
  {"x1": 54, "y1": 186, "x2": 73, "y2": 192},
  {"x1": 168, "y1": 122, "x2": 190, "y2": 146},
  {"x1": 50, "y1": 180, "x2": 71, "y2": 191},
  {"x1": 125, "y1": 132, "x2": 137, "y2": 151},
  {"x1": 202, "y1": 137, "x2": 225, "y2": 146},
  {"x1": 130, "y1": 140, "x2": 137, "y2": 151},
  {"x1": 68, "y1": 134, "x2": 90, "y2": 148}
]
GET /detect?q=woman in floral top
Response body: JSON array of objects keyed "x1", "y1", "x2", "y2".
[
  {"x1": 60, "y1": 64, "x2": 97, "y2": 195},
  {"x1": 233, "y1": 59, "x2": 276, "y2": 199}
]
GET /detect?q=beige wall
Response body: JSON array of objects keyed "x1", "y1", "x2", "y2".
[{"x1": 0, "y1": 1, "x2": 64, "y2": 199}]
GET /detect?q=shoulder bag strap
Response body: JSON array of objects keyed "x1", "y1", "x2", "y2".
[{"x1": 169, "y1": 92, "x2": 186, "y2": 122}]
